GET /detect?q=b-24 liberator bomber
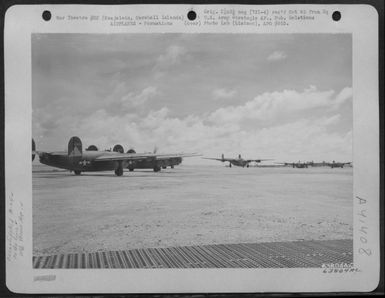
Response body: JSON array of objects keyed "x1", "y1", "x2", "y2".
[
  {"x1": 278, "y1": 160, "x2": 352, "y2": 168},
  {"x1": 32, "y1": 137, "x2": 199, "y2": 176},
  {"x1": 278, "y1": 161, "x2": 313, "y2": 168},
  {"x1": 308, "y1": 161, "x2": 352, "y2": 168},
  {"x1": 203, "y1": 154, "x2": 272, "y2": 168}
]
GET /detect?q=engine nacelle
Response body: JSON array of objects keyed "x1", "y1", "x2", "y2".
[{"x1": 127, "y1": 148, "x2": 136, "y2": 154}]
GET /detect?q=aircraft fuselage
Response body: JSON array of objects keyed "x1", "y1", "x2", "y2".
[
  {"x1": 39, "y1": 151, "x2": 151, "y2": 172},
  {"x1": 330, "y1": 163, "x2": 345, "y2": 168},
  {"x1": 228, "y1": 159, "x2": 249, "y2": 167},
  {"x1": 128, "y1": 157, "x2": 182, "y2": 171}
]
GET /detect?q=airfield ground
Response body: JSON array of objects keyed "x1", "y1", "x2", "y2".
[{"x1": 33, "y1": 164, "x2": 353, "y2": 260}]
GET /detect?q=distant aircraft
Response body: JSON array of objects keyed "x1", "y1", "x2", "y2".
[
  {"x1": 323, "y1": 161, "x2": 352, "y2": 168},
  {"x1": 32, "y1": 136, "x2": 198, "y2": 176},
  {"x1": 280, "y1": 160, "x2": 352, "y2": 168},
  {"x1": 279, "y1": 161, "x2": 312, "y2": 168},
  {"x1": 203, "y1": 154, "x2": 271, "y2": 168}
]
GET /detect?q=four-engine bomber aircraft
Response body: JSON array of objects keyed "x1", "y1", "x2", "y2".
[
  {"x1": 203, "y1": 154, "x2": 271, "y2": 168},
  {"x1": 279, "y1": 161, "x2": 312, "y2": 168},
  {"x1": 308, "y1": 161, "x2": 352, "y2": 168},
  {"x1": 32, "y1": 137, "x2": 198, "y2": 176},
  {"x1": 279, "y1": 161, "x2": 352, "y2": 168}
]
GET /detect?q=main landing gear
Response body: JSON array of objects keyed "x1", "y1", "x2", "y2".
[
  {"x1": 115, "y1": 161, "x2": 124, "y2": 176},
  {"x1": 153, "y1": 166, "x2": 161, "y2": 172},
  {"x1": 74, "y1": 170, "x2": 81, "y2": 175},
  {"x1": 115, "y1": 167, "x2": 123, "y2": 176}
]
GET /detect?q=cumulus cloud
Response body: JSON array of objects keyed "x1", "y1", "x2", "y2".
[
  {"x1": 59, "y1": 106, "x2": 351, "y2": 164},
  {"x1": 212, "y1": 88, "x2": 237, "y2": 100},
  {"x1": 267, "y1": 50, "x2": 287, "y2": 62},
  {"x1": 318, "y1": 114, "x2": 341, "y2": 126},
  {"x1": 121, "y1": 86, "x2": 158, "y2": 107},
  {"x1": 33, "y1": 85, "x2": 352, "y2": 164},
  {"x1": 335, "y1": 87, "x2": 353, "y2": 106},
  {"x1": 208, "y1": 86, "x2": 351, "y2": 125},
  {"x1": 104, "y1": 82, "x2": 158, "y2": 112},
  {"x1": 154, "y1": 45, "x2": 186, "y2": 70}
]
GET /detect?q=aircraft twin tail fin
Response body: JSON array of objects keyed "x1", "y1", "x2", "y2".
[
  {"x1": 113, "y1": 144, "x2": 124, "y2": 153},
  {"x1": 68, "y1": 136, "x2": 82, "y2": 164}
]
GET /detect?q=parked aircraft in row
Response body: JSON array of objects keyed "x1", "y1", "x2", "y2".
[
  {"x1": 277, "y1": 161, "x2": 352, "y2": 168},
  {"x1": 279, "y1": 161, "x2": 311, "y2": 168},
  {"x1": 202, "y1": 154, "x2": 272, "y2": 168},
  {"x1": 32, "y1": 137, "x2": 199, "y2": 176},
  {"x1": 308, "y1": 161, "x2": 352, "y2": 168}
]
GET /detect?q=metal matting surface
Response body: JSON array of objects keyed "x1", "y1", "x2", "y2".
[{"x1": 33, "y1": 239, "x2": 352, "y2": 269}]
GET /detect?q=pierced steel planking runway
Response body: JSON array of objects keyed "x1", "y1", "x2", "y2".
[{"x1": 33, "y1": 239, "x2": 352, "y2": 269}]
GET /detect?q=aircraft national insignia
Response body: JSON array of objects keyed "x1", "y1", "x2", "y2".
[{"x1": 79, "y1": 160, "x2": 91, "y2": 166}]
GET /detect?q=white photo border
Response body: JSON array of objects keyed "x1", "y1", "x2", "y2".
[{"x1": 4, "y1": 4, "x2": 380, "y2": 293}]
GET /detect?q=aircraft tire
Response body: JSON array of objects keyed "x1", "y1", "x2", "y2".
[
  {"x1": 115, "y1": 168, "x2": 124, "y2": 176},
  {"x1": 162, "y1": 166, "x2": 167, "y2": 169},
  {"x1": 129, "y1": 168, "x2": 134, "y2": 172},
  {"x1": 171, "y1": 165, "x2": 174, "y2": 169},
  {"x1": 153, "y1": 166, "x2": 161, "y2": 172},
  {"x1": 74, "y1": 170, "x2": 81, "y2": 175}
]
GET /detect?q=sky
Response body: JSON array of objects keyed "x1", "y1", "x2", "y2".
[{"x1": 32, "y1": 33, "x2": 352, "y2": 164}]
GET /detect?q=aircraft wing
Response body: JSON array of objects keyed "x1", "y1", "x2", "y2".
[
  {"x1": 154, "y1": 153, "x2": 201, "y2": 160},
  {"x1": 94, "y1": 152, "x2": 200, "y2": 162},
  {"x1": 246, "y1": 159, "x2": 273, "y2": 163},
  {"x1": 34, "y1": 150, "x2": 67, "y2": 156},
  {"x1": 202, "y1": 157, "x2": 234, "y2": 162},
  {"x1": 94, "y1": 152, "x2": 157, "y2": 162}
]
